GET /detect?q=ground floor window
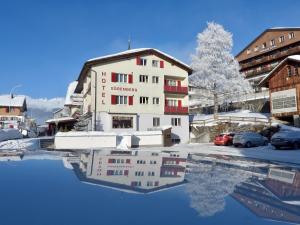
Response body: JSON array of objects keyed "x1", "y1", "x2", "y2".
[
  {"x1": 153, "y1": 117, "x2": 160, "y2": 127},
  {"x1": 171, "y1": 118, "x2": 181, "y2": 126},
  {"x1": 112, "y1": 116, "x2": 133, "y2": 129}
]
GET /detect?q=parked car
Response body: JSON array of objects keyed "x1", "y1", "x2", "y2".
[
  {"x1": 271, "y1": 130, "x2": 300, "y2": 150},
  {"x1": 233, "y1": 132, "x2": 268, "y2": 148},
  {"x1": 214, "y1": 133, "x2": 235, "y2": 146}
]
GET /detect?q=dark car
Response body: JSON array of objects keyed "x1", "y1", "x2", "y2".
[
  {"x1": 271, "y1": 130, "x2": 300, "y2": 150},
  {"x1": 214, "y1": 133, "x2": 235, "y2": 146}
]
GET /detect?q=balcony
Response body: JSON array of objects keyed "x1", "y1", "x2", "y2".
[
  {"x1": 165, "y1": 106, "x2": 188, "y2": 114},
  {"x1": 164, "y1": 85, "x2": 188, "y2": 94}
]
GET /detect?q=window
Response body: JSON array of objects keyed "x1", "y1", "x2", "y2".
[
  {"x1": 117, "y1": 73, "x2": 127, "y2": 83},
  {"x1": 112, "y1": 73, "x2": 132, "y2": 83},
  {"x1": 171, "y1": 118, "x2": 181, "y2": 126},
  {"x1": 289, "y1": 32, "x2": 295, "y2": 39},
  {"x1": 152, "y1": 60, "x2": 159, "y2": 67},
  {"x1": 112, "y1": 116, "x2": 133, "y2": 129},
  {"x1": 140, "y1": 97, "x2": 149, "y2": 104},
  {"x1": 166, "y1": 99, "x2": 178, "y2": 107},
  {"x1": 116, "y1": 96, "x2": 128, "y2": 105},
  {"x1": 139, "y1": 75, "x2": 148, "y2": 83},
  {"x1": 246, "y1": 49, "x2": 251, "y2": 54},
  {"x1": 153, "y1": 117, "x2": 160, "y2": 127},
  {"x1": 135, "y1": 171, "x2": 144, "y2": 176},
  {"x1": 140, "y1": 58, "x2": 147, "y2": 66},
  {"x1": 166, "y1": 79, "x2": 177, "y2": 86},
  {"x1": 287, "y1": 66, "x2": 292, "y2": 77},
  {"x1": 262, "y1": 42, "x2": 267, "y2": 49},
  {"x1": 270, "y1": 39, "x2": 275, "y2": 46},
  {"x1": 137, "y1": 160, "x2": 146, "y2": 164},
  {"x1": 279, "y1": 35, "x2": 285, "y2": 43},
  {"x1": 152, "y1": 76, "x2": 159, "y2": 83},
  {"x1": 295, "y1": 66, "x2": 299, "y2": 76},
  {"x1": 153, "y1": 97, "x2": 159, "y2": 105},
  {"x1": 254, "y1": 46, "x2": 259, "y2": 52}
]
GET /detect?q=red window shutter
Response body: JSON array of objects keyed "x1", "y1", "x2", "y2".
[
  {"x1": 124, "y1": 170, "x2": 129, "y2": 176},
  {"x1": 136, "y1": 57, "x2": 141, "y2": 65},
  {"x1": 108, "y1": 159, "x2": 113, "y2": 163},
  {"x1": 111, "y1": 95, "x2": 116, "y2": 105},
  {"x1": 128, "y1": 74, "x2": 133, "y2": 83},
  {"x1": 160, "y1": 61, "x2": 164, "y2": 68},
  {"x1": 111, "y1": 72, "x2": 116, "y2": 82},
  {"x1": 177, "y1": 80, "x2": 181, "y2": 86},
  {"x1": 126, "y1": 159, "x2": 130, "y2": 164},
  {"x1": 129, "y1": 96, "x2": 133, "y2": 105},
  {"x1": 164, "y1": 79, "x2": 167, "y2": 85},
  {"x1": 178, "y1": 100, "x2": 182, "y2": 107},
  {"x1": 165, "y1": 99, "x2": 168, "y2": 106}
]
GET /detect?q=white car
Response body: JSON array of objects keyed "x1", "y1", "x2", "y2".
[{"x1": 233, "y1": 132, "x2": 268, "y2": 148}]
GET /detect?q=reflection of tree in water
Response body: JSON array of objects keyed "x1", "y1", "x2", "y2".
[{"x1": 185, "y1": 163, "x2": 251, "y2": 217}]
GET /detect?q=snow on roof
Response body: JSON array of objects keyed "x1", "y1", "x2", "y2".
[
  {"x1": 87, "y1": 48, "x2": 190, "y2": 69},
  {"x1": 65, "y1": 81, "x2": 78, "y2": 105},
  {"x1": 259, "y1": 55, "x2": 300, "y2": 86},
  {"x1": 46, "y1": 117, "x2": 77, "y2": 124},
  {"x1": 0, "y1": 95, "x2": 26, "y2": 107}
]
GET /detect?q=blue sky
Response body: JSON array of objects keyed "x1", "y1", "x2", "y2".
[{"x1": 1, "y1": 0, "x2": 300, "y2": 98}]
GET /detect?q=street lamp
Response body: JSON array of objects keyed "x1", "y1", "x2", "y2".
[{"x1": 9, "y1": 84, "x2": 22, "y2": 113}]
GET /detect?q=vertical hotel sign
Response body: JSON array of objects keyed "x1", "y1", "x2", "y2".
[{"x1": 101, "y1": 72, "x2": 106, "y2": 105}]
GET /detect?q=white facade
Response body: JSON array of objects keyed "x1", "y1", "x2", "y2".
[{"x1": 76, "y1": 49, "x2": 191, "y2": 143}]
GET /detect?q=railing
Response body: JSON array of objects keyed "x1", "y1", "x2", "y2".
[
  {"x1": 164, "y1": 85, "x2": 188, "y2": 94},
  {"x1": 191, "y1": 116, "x2": 271, "y2": 127},
  {"x1": 165, "y1": 106, "x2": 188, "y2": 114},
  {"x1": 240, "y1": 46, "x2": 300, "y2": 70}
]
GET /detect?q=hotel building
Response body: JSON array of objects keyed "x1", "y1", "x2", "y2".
[
  {"x1": 74, "y1": 48, "x2": 192, "y2": 143},
  {"x1": 73, "y1": 149, "x2": 187, "y2": 193},
  {"x1": 236, "y1": 27, "x2": 300, "y2": 90}
]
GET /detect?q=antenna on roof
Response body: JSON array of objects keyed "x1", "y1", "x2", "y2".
[{"x1": 128, "y1": 35, "x2": 131, "y2": 50}]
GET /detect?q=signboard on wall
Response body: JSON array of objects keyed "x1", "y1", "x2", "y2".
[{"x1": 271, "y1": 88, "x2": 297, "y2": 114}]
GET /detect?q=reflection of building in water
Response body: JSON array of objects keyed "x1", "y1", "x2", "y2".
[
  {"x1": 72, "y1": 150, "x2": 187, "y2": 193},
  {"x1": 232, "y1": 168, "x2": 300, "y2": 224}
]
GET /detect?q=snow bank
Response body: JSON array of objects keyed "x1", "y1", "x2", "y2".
[
  {"x1": 0, "y1": 138, "x2": 40, "y2": 151},
  {"x1": 0, "y1": 129, "x2": 23, "y2": 142}
]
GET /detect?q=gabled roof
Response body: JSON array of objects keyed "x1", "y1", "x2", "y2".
[
  {"x1": 236, "y1": 27, "x2": 300, "y2": 58},
  {"x1": 259, "y1": 55, "x2": 300, "y2": 87},
  {"x1": 75, "y1": 48, "x2": 192, "y2": 93},
  {"x1": 0, "y1": 95, "x2": 26, "y2": 108}
]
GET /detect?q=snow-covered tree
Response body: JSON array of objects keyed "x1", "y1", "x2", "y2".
[{"x1": 189, "y1": 22, "x2": 253, "y2": 118}]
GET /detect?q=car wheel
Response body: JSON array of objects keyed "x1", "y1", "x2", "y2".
[
  {"x1": 245, "y1": 141, "x2": 252, "y2": 148},
  {"x1": 293, "y1": 142, "x2": 299, "y2": 150}
]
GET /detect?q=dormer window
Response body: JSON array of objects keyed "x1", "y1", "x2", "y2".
[
  {"x1": 294, "y1": 66, "x2": 299, "y2": 76},
  {"x1": 246, "y1": 49, "x2": 251, "y2": 54},
  {"x1": 279, "y1": 35, "x2": 285, "y2": 43},
  {"x1": 262, "y1": 42, "x2": 267, "y2": 49},
  {"x1": 254, "y1": 46, "x2": 259, "y2": 52},
  {"x1": 289, "y1": 32, "x2": 295, "y2": 39},
  {"x1": 270, "y1": 39, "x2": 275, "y2": 47}
]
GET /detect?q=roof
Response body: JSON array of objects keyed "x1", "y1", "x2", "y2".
[
  {"x1": 236, "y1": 27, "x2": 300, "y2": 59},
  {"x1": 259, "y1": 55, "x2": 300, "y2": 86},
  {"x1": 45, "y1": 117, "x2": 77, "y2": 124},
  {"x1": 65, "y1": 81, "x2": 78, "y2": 105},
  {"x1": 0, "y1": 95, "x2": 26, "y2": 108},
  {"x1": 75, "y1": 48, "x2": 193, "y2": 93}
]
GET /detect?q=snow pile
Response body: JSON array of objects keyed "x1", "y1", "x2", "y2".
[
  {"x1": 0, "y1": 129, "x2": 22, "y2": 142},
  {"x1": 0, "y1": 138, "x2": 40, "y2": 151},
  {"x1": 185, "y1": 162, "x2": 250, "y2": 217},
  {"x1": 65, "y1": 81, "x2": 78, "y2": 105}
]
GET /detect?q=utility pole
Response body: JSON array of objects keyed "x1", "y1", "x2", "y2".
[
  {"x1": 9, "y1": 84, "x2": 22, "y2": 114},
  {"x1": 91, "y1": 69, "x2": 97, "y2": 131}
]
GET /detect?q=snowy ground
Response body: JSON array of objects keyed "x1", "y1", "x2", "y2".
[
  {"x1": 157, "y1": 143, "x2": 300, "y2": 165},
  {"x1": 0, "y1": 138, "x2": 40, "y2": 151}
]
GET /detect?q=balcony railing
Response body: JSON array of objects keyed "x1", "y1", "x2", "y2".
[
  {"x1": 164, "y1": 85, "x2": 188, "y2": 94},
  {"x1": 165, "y1": 106, "x2": 188, "y2": 114},
  {"x1": 240, "y1": 45, "x2": 300, "y2": 70}
]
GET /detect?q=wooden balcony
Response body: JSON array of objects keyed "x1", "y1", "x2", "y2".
[
  {"x1": 165, "y1": 106, "x2": 188, "y2": 114},
  {"x1": 164, "y1": 85, "x2": 188, "y2": 94},
  {"x1": 240, "y1": 45, "x2": 300, "y2": 70}
]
